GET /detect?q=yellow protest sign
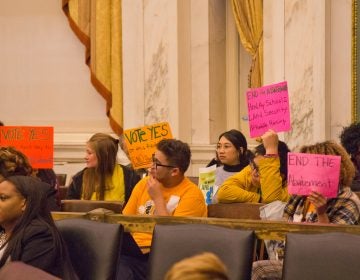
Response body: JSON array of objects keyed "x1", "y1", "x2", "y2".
[{"x1": 123, "y1": 122, "x2": 173, "y2": 169}]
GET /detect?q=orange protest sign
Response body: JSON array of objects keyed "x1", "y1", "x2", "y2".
[
  {"x1": 123, "y1": 122, "x2": 173, "y2": 169},
  {"x1": 0, "y1": 126, "x2": 54, "y2": 168}
]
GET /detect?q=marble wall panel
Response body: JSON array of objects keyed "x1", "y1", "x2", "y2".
[
  {"x1": 283, "y1": 0, "x2": 325, "y2": 150},
  {"x1": 143, "y1": 0, "x2": 179, "y2": 136}
]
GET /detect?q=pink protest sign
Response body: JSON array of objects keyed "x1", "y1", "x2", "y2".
[
  {"x1": 287, "y1": 152, "x2": 341, "y2": 198},
  {"x1": 246, "y1": 81, "x2": 291, "y2": 137}
]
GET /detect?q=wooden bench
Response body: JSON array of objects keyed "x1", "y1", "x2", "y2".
[
  {"x1": 60, "y1": 200, "x2": 123, "y2": 213},
  {"x1": 56, "y1": 173, "x2": 67, "y2": 186},
  {"x1": 208, "y1": 203, "x2": 264, "y2": 220},
  {"x1": 58, "y1": 186, "x2": 69, "y2": 201},
  {"x1": 51, "y1": 212, "x2": 360, "y2": 241}
]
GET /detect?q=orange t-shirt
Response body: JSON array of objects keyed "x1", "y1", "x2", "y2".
[{"x1": 123, "y1": 176, "x2": 207, "y2": 248}]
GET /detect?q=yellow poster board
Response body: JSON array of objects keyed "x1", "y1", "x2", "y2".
[
  {"x1": 0, "y1": 126, "x2": 54, "y2": 168},
  {"x1": 123, "y1": 122, "x2": 173, "y2": 169}
]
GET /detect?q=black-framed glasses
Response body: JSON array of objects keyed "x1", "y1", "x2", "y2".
[{"x1": 152, "y1": 154, "x2": 177, "y2": 169}]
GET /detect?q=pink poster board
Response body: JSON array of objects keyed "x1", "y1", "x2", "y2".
[
  {"x1": 287, "y1": 152, "x2": 341, "y2": 198},
  {"x1": 246, "y1": 81, "x2": 291, "y2": 137}
]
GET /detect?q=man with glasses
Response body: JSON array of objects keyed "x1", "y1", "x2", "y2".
[{"x1": 118, "y1": 139, "x2": 207, "y2": 280}]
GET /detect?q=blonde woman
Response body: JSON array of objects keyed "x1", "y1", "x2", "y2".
[
  {"x1": 165, "y1": 252, "x2": 229, "y2": 280},
  {"x1": 67, "y1": 133, "x2": 140, "y2": 204}
]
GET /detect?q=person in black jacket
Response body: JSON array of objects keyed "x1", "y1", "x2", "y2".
[
  {"x1": 0, "y1": 175, "x2": 77, "y2": 279},
  {"x1": 67, "y1": 133, "x2": 140, "y2": 205}
]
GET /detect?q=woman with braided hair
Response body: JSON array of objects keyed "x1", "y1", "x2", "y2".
[
  {"x1": 0, "y1": 147, "x2": 59, "y2": 211},
  {"x1": 0, "y1": 175, "x2": 78, "y2": 279}
]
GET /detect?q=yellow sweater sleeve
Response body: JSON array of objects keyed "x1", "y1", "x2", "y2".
[
  {"x1": 216, "y1": 165, "x2": 260, "y2": 203},
  {"x1": 258, "y1": 157, "x2": 290, "y2": 203}
]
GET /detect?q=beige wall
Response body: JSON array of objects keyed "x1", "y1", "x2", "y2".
[
  {"x1": 0, "y1": 0, "x2": 354, "y2": 180},
  {"x1": 0, "y1": 0, "x2": 115, "y2": 180},
  {"x1": 0, "y1": 0, "x2": 112, "y2": 133}
]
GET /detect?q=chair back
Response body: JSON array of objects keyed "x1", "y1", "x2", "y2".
[
  {"x1": 61, "y1": 199, "x2": 123, "y2": 213},
  {"x1": 55, "y1": 174, "x2": 67, "y2": 186},
  {"x1": 148, "y1": 224, "x2": 255, "y2": 280},
  {"x1": 282, "y1": 232, "x2": 360, "y2": 280},
  {"x1": 58, "y1": 186, "x2": 69, "y2": 201},
  {"x1": 0, "y1": 262, "x2": 60, "y2": 280},
  {"x1": 56, "y1": 219, "x2": 123, "y2": 280}
]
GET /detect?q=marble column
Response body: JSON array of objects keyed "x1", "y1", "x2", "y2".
[{"x1": 264, "y1": 0, "x2": 352, "y2": 150}]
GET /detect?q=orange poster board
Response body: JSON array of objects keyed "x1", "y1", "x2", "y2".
[
  {"x1": 123, "y1": 122, "x2": 173, "y2": 169},
  {"x1": 0, "y1": 126, "x2": 54, "y2": 169}
]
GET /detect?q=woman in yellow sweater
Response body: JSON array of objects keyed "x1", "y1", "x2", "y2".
[{"x1": 216, "y1": 130, "x2": 290, "y2": 204}]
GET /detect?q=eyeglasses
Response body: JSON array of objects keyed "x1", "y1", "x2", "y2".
[{"x1": 152, "y1": 154, "x2": 177, "y2": 169}]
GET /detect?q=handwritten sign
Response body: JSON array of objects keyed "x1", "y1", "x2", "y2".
[
  {"x1": 287, "y1": 152, "x2": 341, "y2": 198},
  {"x1": 198, "y1": 164, "x2": 217, "y2": 205},
  {"x1": 246, "y1": 81, "x2": 291, "y2": 137},
  {"x1": 0, "y1": 126, "x2": 54, "y2": 168},
  {"x1": 123, "y1": 122, "x2": 173, "y2": 169}
]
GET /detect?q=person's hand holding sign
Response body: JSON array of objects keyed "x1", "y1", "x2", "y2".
[
  {"x1": 308, "y1": 191, "x2": 329, "y2": 223},
  {"x1": 261, "y1": 129, "x2": 279, "y2": 155}
]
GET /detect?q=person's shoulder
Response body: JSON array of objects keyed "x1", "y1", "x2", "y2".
[
  {"x1": 119, "y1": 163, "x2": 131, "y2": 171},
  {"x1": 23, "y1": 220, "x2": 52, "y2": 240},
  {"x1": 131, "y1": 176, "x2": 148, "y2": 191},
  {"x1": 72, "y1": 168, "x2": 87, "y2": 179},
  {"x1": 119, "y1": 164, "x2": 137, "y2": 175},
  {"x1": 181, "y1": 178, "x2": 203, "y2": 193}
]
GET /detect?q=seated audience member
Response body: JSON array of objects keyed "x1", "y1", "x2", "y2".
[
  {"x1": 165, "y1": 252, "x2": 229, "y2": 280},
  {"x1": 251, "y1": 141, "x2": 360, "y2": 280},
  {"x1": 119, "y1": 139, "x2": 207, "y2": 280},
  {"x1": 212, "y1": 129, "x2": 249, "y2": 186},
  {"x1": 340, "y1": 122, "x2": 360, "y2": 191},
  {"x1": 0, "y1": 147, "x2": 58, "y2": 211},
  {"x1": 216, "y1": 129, "x2": 290, "y2": 204},
  {"x1": 66, "y1": 133, "x2": 140, "y2": 204},
  {"x1": 0, "y1": 176, "x2": 77, "y2": 279}
]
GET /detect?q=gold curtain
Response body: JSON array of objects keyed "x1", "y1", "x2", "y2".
[
  {"x1": 231, "y1": 0, "x2": 263, "y2": 88},
  {"x1": 62, "y1": 0, "x2": 123, "y2": 135}
]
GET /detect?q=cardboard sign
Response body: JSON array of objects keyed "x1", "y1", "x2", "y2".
[
  {"x1": 246, "y1": 81, "x2": 291, "y2": 137},
  {"x1": 198, "y1": 164, "x2": 217, "y2": 205},
  {"x1": 123, "y1": 122, "x2": 173, "y2": 169},
  {"x1": 287, "y1": 152, "x2": 341, "y2": 198},
  {"x1": 0, "y1": 126, "x2": 54, "y2": 168}
]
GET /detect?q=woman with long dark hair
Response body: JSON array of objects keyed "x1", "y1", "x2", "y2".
[
  {"x1": 0, "y1": 175, "x2": 77, "y2": 279},
  {"x1": 216, "y1": 130, "x2": 290, "y2": 204},
  {"x1": 212, "y1": 129, "x2": 249, "y2": 186}
]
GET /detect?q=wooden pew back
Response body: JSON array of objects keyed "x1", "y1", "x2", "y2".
[
  {"x1": 208, "y1": 203, "x2": 264, "y2": 220},
  {"x1": 60, "y1": 200, "x2": 123, "y2": 213},
  {"x1": 51, "y1": 212, "x2": 360, "y2": 241}
]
